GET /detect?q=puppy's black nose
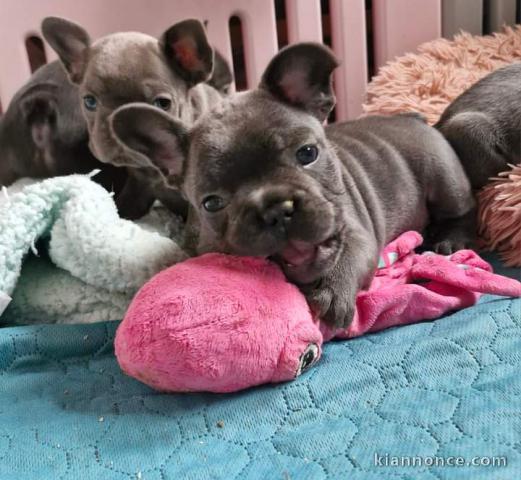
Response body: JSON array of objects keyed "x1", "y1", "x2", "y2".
[{"x1": 261, "y1": 200, "x2": 295, "y2": 228}]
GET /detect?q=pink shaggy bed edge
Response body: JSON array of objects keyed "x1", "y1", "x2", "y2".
[{"x1": 363, "y1": 25, "x2": 521, "y2": 125}]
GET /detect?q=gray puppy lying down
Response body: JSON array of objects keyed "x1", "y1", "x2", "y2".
[
  {"x1": 436, "y1": 62, "x2": 521, "y2": 190},
  {"x1": 111, "y1": 43, "x2": 475, "y2": 328},
  {"x1": 42, "y1": 16, "x2": 232, "y2": 219}
]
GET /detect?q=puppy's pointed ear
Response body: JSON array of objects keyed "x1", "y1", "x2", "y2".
[
  {"x1": 110, "y1": 104, "x2": 188, "y2": 187},
  {"x1": 42, "y1": 17, "x2": 91, "y2": 84},
  {"x1": 207, "y1": 49, "x2": 234, "y2": 94},
  {"x1": 19, "y1": 83, "x2": 58, "y2": 149},
  {"x1": 160, "y1": 19, "x2": 214, "y2": 86},
  {"x1": 260, "y1": 43, "x2": 339, "y2": 122}
]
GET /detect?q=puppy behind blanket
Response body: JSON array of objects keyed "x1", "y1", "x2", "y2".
[
  {"x1": 436, "y1": 62, "x2": 521, "y2": 190},
  {"x1": 42, "y1": 16, "x2": 232, "y2": 219},
  {"x1": 0, "y1": 62, "x2": 123, "y2": 191},
  {"x1": 112, "y1": 43, "x2": 476, "y2": 328}
]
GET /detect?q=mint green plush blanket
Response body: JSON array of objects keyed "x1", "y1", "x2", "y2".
[{"x1": 0, "y1": 174, "x2": 187, "y2": 324}]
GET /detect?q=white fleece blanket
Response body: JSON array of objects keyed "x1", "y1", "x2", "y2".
[{"x1": 0, "y1": 173, "x2": 187, "y2": 323}]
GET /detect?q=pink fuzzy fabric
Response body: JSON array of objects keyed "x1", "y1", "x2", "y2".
[
  {"x1": 326, "y1": 232, "x2": 521, "y2": 340},
  {"x1": 115, "y1": 232, "x2": 521, "y2": 393},
  {"x1": 364, "y1": 26, "x2": 521, "y2": 125}
]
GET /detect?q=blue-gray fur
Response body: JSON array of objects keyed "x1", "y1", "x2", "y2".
[{"x1": 436, "y1": 62, "x2": 521, "y2": 189}]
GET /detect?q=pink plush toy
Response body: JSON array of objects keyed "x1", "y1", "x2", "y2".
[{"x1": 115, "y1": 231, "x2": 521, "y2": 393}]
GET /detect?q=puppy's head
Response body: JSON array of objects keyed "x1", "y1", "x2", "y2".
[
  {"x1": 42, "y1": 16, "x2": 217, "y2": 167},
  {"x1": 112, "y1": 43, "x2": 345, "y2": 284}
]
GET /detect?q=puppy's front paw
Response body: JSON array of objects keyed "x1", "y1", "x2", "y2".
[
  {"x1": 426, "y1": 214, "x2": 477, "y2": 255},
  {"x1": 115, "y1": 194, "x2": 152, "y2": 220},
  {"x1": 303, "y1": 281, "x2": 355, "y2": 329},
  {"x1": 433, "y1": 238, "x2": 476, "y2": 255},
  {"x1": 116, "y1": 202, "x2": 149, "y2": 220}
]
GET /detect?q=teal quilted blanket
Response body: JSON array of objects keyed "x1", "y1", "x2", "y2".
[{"x1": 1, "y1": 259, "x2": 520, "y2": 479}]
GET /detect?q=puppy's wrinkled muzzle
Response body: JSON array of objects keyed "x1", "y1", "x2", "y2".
[{"x1": 226, "y1": 184, "x2": 338, "y2": 284}]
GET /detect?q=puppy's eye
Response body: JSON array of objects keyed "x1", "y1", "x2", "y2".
[
  {"x1": 153, "y1": 96, "x2": 172, "y2": 111},
  {"x1": 83, "y1": 95, "x2": 97, "y2": 111},
  {"x1": 202, "y1": 195, "x2": 226, "y2": 212},
  {"x1": 296, "y1": 144, "x2": 319, "y2": 166}
]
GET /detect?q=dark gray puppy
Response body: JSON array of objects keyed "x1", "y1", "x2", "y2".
[
  {"x1": 0, "y1": 61, "x2": 123, "y2": 190},
  {"x1": 42, "y1": 16, "x2": 232, "y2": 219},
  {"x1": 436, "y1": 62, "x2": 521, "y2": 189},
  {"x1": 111, "y1": 43, "x2": 475, "y2": 328}
]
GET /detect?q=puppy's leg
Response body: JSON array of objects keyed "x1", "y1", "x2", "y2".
[
  {"x1": 302, "y1": 231, "x2": 379, "y2": 328},
  {"x1": 425, "y1": 209, "x2": 477, "y2": 255},
  {"x1": 0, "y1": 158, "x2": 16, "y2": 187},
  {"x1": 181, "y1": 205, "x2": 200, "y2": 256},
  {"x1": 425, "y1": 143, "x2": 476, "y2": 254},
  {"x1": 115, "y1": 170, "x2": 155, "y2": 220},
  {"x1": 437, "y1": 111, "x2": 509, "y2": 190},
  {"x1": 91, "y1": 164, "x2": 128, "y2": 195},
  {"x1": 156, "y1": 187, "x2": 189, "y2": 220}
]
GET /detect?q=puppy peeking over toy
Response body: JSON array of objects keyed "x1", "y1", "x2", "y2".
[
  {"x1": 111, "y1": 43, "x2": 521, "y2": 393},
  {"x1": 112, "y1": 42, "x2": 476, "y2": 329}
]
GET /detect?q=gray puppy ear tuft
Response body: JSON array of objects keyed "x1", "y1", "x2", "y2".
[
  {"x1": 260, "y1": 42, "x2": 339, "y2": 122},
  {"x1": 110, "y1": 103, "x2": 188, "y2": 188},
  {"x1": 41, "y1": 16, "x2": 91, "y2": 84}
]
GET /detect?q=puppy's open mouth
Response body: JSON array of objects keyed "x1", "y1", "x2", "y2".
[
  {"x1": 280, "y1": 240, "x2": 318, "y2": 267},
  {"x1": 271, "y1": 235, "x2": 339, "y2": 282}
]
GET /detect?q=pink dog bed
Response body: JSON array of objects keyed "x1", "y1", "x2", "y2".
[{"x1": 364, "y1": 26, "x2": 521, "y2": 125}]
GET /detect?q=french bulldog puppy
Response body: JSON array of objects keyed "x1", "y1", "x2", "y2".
[
  {"x1": 436, "y1": 62, "x2": 521, "y2": 190},
  {"x1": 111, "y1": 43, "x2": 476, "y2": 328},
  {"x1": 42, "y1": 16, "x2": 232, "y2": 219},
  {"x1": 0, "y1": 61, "x2": 123, "y2": 190}
]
